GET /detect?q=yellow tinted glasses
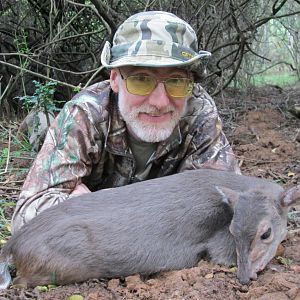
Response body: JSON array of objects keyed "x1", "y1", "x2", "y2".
[{"x1": 119, "y1": 70, "x2": 194, "y2": 98}]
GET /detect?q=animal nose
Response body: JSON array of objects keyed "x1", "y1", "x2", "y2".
[
  {"x1": 237, "y1": 268, "x2": 258, "y2": 285},
  {"x1": 237, "y1": 273, "x2": 251, "y2": 285},
  {"x1": 237, "y1": 254, "x2": 252, "y2": 285}
]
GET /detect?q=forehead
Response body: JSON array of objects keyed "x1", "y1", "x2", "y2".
[
  {"x1": 230, "y1": 193, "x2": 269, "y2": 235},
  {"x1": 119, "y1": 66, "x2": 190, "y2": 76}
]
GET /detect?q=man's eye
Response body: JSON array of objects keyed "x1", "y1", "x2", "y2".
[
  {"x1": 135, "y1": 75, "x2": 151, "y2": 82},
  {"x1": 168, "y1": 78, "x2": 190, "y2": 86},
  {"x1": 168, "y1": 78, "x2": 183, "y2": 84}
]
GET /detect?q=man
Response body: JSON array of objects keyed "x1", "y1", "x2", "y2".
[{"x1": 12, "y1": 11, "x2": 240, "y2": 232}]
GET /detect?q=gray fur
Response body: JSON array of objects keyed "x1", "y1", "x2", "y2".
[{"x1": 1, "y1": 169, "x2": 298, "y2": 288}]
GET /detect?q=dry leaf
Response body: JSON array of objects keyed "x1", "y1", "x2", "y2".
[
  {"x1": 68, "y1": 295, "x2": 84, "y2": 300},
  {"x1": 35, "y1": 286, "x2": 48, "y2": 292}
]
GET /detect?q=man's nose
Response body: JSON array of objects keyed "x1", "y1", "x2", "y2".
[{"x1": 147, "y1": 82, "x2": 171, "y2": 108}]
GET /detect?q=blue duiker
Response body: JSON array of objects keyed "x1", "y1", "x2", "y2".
[{"x1": 0, "y1": 169, "x2": 299, "y2": 288}]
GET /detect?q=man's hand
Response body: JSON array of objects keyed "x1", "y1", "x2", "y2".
[{"x1": 70, "y1": 183, "x2": 91, "y2": 197}]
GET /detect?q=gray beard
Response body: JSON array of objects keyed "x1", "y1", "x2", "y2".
[{"x1": 118, "y1": 96, "x2": 186, "y2": 143}]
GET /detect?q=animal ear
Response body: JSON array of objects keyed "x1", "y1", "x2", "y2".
[
  {"x1": 281, "y1": 186, "x2": 300, "y2": 207},
  {"x1": 215, "y1": 186, "x2": 239, "y2": 208}
]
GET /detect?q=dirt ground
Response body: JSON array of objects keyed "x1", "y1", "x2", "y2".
[{"x1": 0, "y1": 85, "x2": 300, "y2": 300}]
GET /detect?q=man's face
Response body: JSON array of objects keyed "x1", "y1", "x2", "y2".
[{"x1": 110, "y1": 66, "x2": 192, "y2": 143}]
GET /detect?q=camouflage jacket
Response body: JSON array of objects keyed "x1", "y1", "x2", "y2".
[{"x1": 12, "y1": 81, "x2": 240, "y2": 232}]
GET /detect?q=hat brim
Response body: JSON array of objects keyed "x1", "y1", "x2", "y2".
[{"x1": 101, "y1": 41, "x2": 211, "y2": 70}]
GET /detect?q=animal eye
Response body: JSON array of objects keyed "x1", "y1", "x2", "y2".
[{"x1": 261, "y1": 227, "x2": 272, "y2": 240}]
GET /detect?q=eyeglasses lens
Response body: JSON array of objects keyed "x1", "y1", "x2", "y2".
[
  {"x1": 165, "y1": 78, "x2": 193, "y2": 98},
  {"x1": 125, "y1": 76, "x2": 193, "y2": 98},
  {"x1": 126, "y1": 76, "x2": 156, "y2": 96}
]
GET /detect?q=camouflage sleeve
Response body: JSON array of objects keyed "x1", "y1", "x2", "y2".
[
  {"x1": 12, "y1": 93, "x2": 106, "y2": 233},
  {"x1": 178, "y1": 86, "x2": 241, "y2": 174}
]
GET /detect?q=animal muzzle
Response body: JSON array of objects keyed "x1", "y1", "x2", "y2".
[
  {"x1": 236, "y1": 247, "x2": 256, "y2": 285},
  {"x1": 237, "y1": 263, "x2": 251, "y2": 284}
]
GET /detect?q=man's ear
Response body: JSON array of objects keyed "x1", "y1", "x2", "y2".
[{"x1": 110, "y1": 69, "x2": 120, "y2": 93}]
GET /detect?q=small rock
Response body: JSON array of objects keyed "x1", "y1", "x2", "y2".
[
  {"x1": 146, "y1": 279, "x2": 158, "y2": 286},
  {"x1": 239, "y1": 285, "x2": 249, "y2": 293},
  {"x1": 125, "y1": 274, "x2": 145, "y2": 292},
  {"x1": 107, "y1": 278, "x2": 120, "y2": 289},
  {"x1": 291, "y1": 265, "x2": 300, "y2": 273},
  {"x1": 290, "y1": 104, "x2": 300, "y2": 118},
  {"x1": 204, "y1": 273, "x2": 214, "y2": 279},
  {"x1": 296, "y1": 131, "x2": 300, "y2": 143},
  {"x1": 294, "y1": 292, "x2": 300, "y2": 300},
  {"x1": 268, "y1": 263, "x2": 285, "y2": 273},
  {"x1": 275, "y1": 244, "x2": 285, "y2": 256},
  {"x1": 286, "y1": 287, "x2": 299, "y2": 299},
  {"x1": 252, "y1": 291, "x2": 289, "y2": 300},
  {"x1": 87, "y1": 292, "x2": 100, "y2": 300}
]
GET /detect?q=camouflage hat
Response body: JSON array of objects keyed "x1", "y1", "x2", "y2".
[{"x1": 101, "y1": 11, "x2": 211, "y2": 73}]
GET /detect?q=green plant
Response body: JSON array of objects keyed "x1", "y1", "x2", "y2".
[
  {"x1": 287, "y1": 210, "x2": 300, "y2": 223},
  {"x1": 73, "y1": 86, "x2": 81, "y2": 93},
  {"x1": 0, "y1": 200, "x2": 15, "y2": 244},
  {"x1": 277, "y1": 256, "x2": 293, "y2": 268},
  {"x1": 13, "y1": 137, "x2": 33, "y2": 153},
  {"x1": 0, "y1": 148, "x2": 9, "y2": 168},
  {"x1": 252, "y1": 73, "x2": 298, "y2": 87},
  {"x1": 18, "y1": 80, "x2": 61, "y2": 128},
  {"x1": 14, "y1": 29, "x2": 30, "y2": 55},
  {"x1": 14, "y1": 29, "x2": 31, "y2": 96}
]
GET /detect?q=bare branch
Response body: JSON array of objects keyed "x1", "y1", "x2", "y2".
[
  {"x1": 90, "y1": 0, "x2": 117, "y2": 34},
  {"x1": 0, "y1": 60, "x2": 80, "y2": 90}
]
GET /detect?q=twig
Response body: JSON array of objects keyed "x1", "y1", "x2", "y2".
[
  {"x1": 293, "y1": 129, "x2": 300, "y2": 142},
  {"x1": 0, "y1": 60, "x2": 80, "y2": 90},
  {"x1": 0, "y1": 127, "x2": 11, "y2": 176},
  {"x1": 0, "y1": 168, "x2": 30, "y2": 171},
  {"x1": 51, "y1": 7, "x2": 86, "y2": 45},
  {"x1": 287, "y1": 228, "x2": 300, "y2": 236},
  {"x1": 0, "y1": 180, "x2": 25, "y2": 184},
  {"x1": 84, "y1": 66, "x2": 105, "y2": 88},
  {"x1": 0, "y1": 75, "x2": 13, "y2": 104},
  {"x1": 5, "y1": 156, "x2": 34, "y2": 160},
  {"x1": 0, "y1": 186, "x2": 21, "y2": 191},
  {"x1": 237, "y1": 157, "x2": 295, "y2": 165},
  {"x1": 0, "y1": 52, "x2": 103, "y2": 75}
]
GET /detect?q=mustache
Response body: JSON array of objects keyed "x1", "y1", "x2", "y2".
[{"x1": 134, "y1": 105, "x2": 175, "y2": 115}]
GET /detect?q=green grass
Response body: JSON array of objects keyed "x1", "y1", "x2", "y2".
[
  {"x1": 0, "y1": 200, "x2": 14, "y2": 244},
  {"x1": 0, "y1": 123, "x2": 35, "y2": 244},
  {"x1": 252, "y1": 73, "x2": 299, "y2": 87}
]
